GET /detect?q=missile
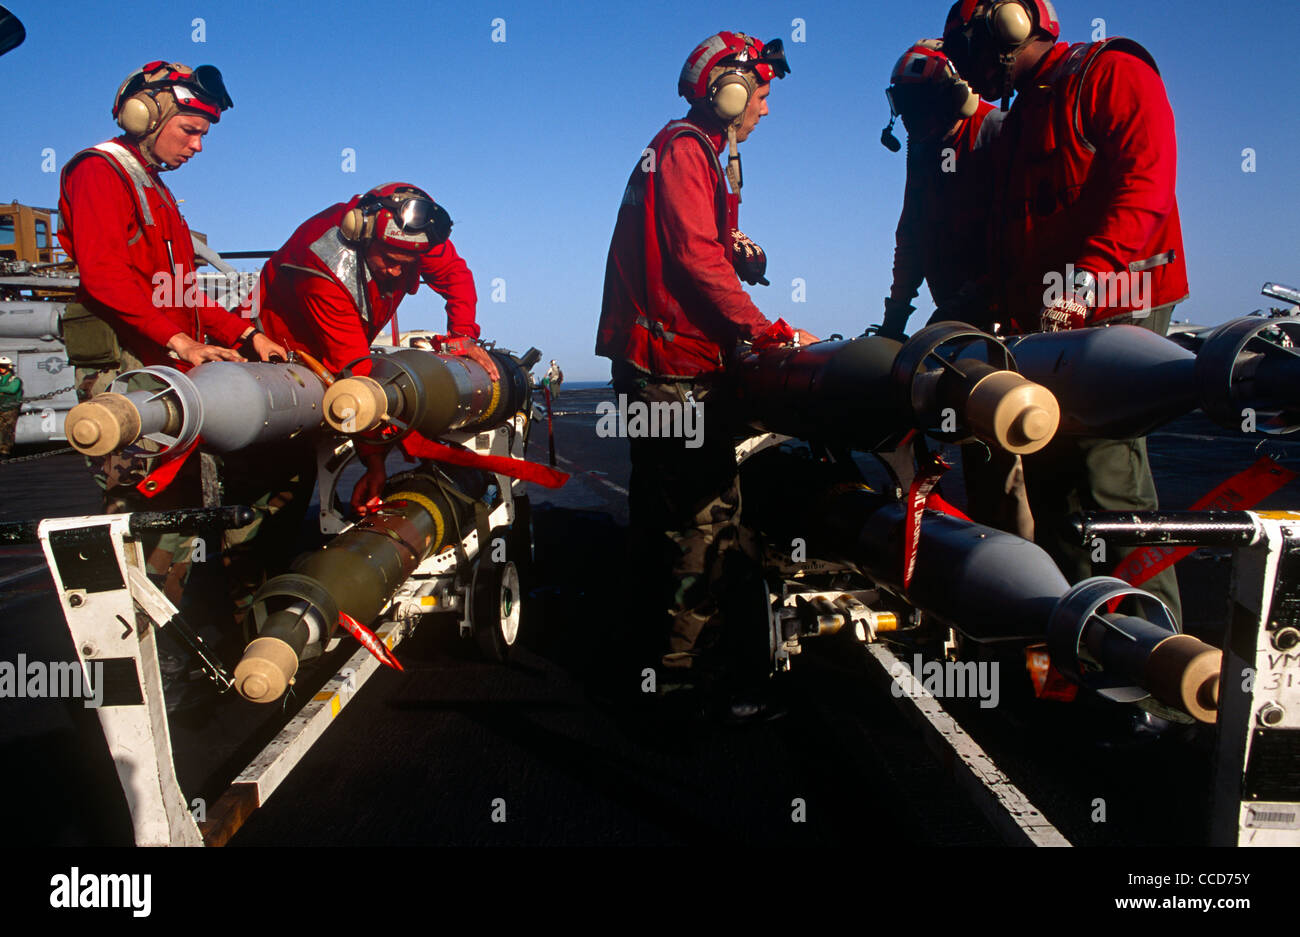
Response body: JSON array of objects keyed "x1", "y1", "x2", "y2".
[
  {"x1": 1005, "y1": 316, "x2": 1300, "y2": 438},
  {"x1": 321, "y1": 347, "x2": 532, "y2": 440},
  {"x1": 742, "y1": 450, "x2": 1221, "y2": 722},
  {"x1": 233, "y1": 464, "x2": 487, "y2": 703},
  {"x1": 65, "y1": 361, "x2": 327, "y2": 457},
  {"x1": 735, "y1": 323, "x2": 1060, "y2": 455}
]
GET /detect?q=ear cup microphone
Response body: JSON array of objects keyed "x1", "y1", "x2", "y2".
[
  {"x1": 338, "y1": 193, "x2": 386, "y2": 244},
  {"x1": 709, "y1": 69, "x2": 756, "y2": 121},
  {"x1": 989, "y1": 0, "x2": 1035, "y2": 49},
  {"x1": 339, "y1": 206, "x2": 368, "y2": 244},
  {"x1": 117, "y1": 93, "x2": 161, "y2": 135}
]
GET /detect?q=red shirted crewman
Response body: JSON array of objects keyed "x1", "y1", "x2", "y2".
[
  {"x1": 597, "y1": 31, "x2": 816, "y2": 719},
  {"x1": 941, "y1": 0, "x2": 1186, "y2": 623},
  {"x1": 255, "y1": 182, "x2": 493, "y2": 512},
  {"x1": 59, "y1": 60, "x2": 286, "y2": 378},
  {"x1": 878, "y1": 40, "x2": 1005, "y2": 339},
  {"x1": 57, "y1": 60, "x2": 288, "y2": 606}
]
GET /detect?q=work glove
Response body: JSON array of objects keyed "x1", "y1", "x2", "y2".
[
  {"x1": 752, "y1": 317, "x2": 795, "y2": 349},
  {"x1": 879, "y1": 298, "x2": 914, "y2": 341},
  {"x1": 440, "y1": 334, "x2": 500, "y2": 381},
  {"x1": 1039, "y1": 292, "x2": 1092, "y2": 333},
  {"x1": 731, "y1": 230, "x2": 770, "y2": 286},
  {"x1": 1039, "y1": 270, "x2": 1097, "y2": 333}
]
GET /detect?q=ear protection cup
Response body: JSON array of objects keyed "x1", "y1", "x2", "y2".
[
  {"x1": 709, "y1": 69, "x2": 757, "y2": 121},
  {"x1": 339, "y1": 206, "x2": 370, "y2": 244},
  {"x1": 989, "y1": 0, "x2": 1034, "y2": 49},
  {"x1": 117, "y1": 93, "x2": 161, "y2": 135}
]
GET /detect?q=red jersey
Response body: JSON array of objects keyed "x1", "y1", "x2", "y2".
[
  {"x1": 57, "y1": 137, "x2": 251, "y2": 367},
  {"x1": 597, "y1": 114, "x2": 770, "y2": 379},
  {"x1": 255, "y1": 196, "x2": 479, "y2": 372},
  {"x1": 989, "y1": 39, "x2": 1189, "y2": 330}
]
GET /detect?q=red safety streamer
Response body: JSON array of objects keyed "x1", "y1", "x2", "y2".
[
  {"x1": 902, "y1": 454, "x2": 953, "y2": 590},
  {"x1": 338, "y1": 610, "x2": 404, "y2": 671},
  {"x1": 136, "y1": 436, "x2": 203, "y2": 498},
  {"x1": 399, "y1": 432, "x2": 569, "y2": 488},
  {"x1": 1110, "y1": 455, "x2": 1297, "y2": 591}
]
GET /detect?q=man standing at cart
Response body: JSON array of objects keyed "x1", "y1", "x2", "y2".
[
  {"x1": 254, "y1": 182, "x2": 493, "y2": 515},
  {"x1": 58, "y1": 61, "x2": 287, "y2": 602},
  {"x1": 597, "y1": 31, "x2": 816, "y2": 717},
  {"x1": 941, "y1": 0, "x2": 1187, "y2": 619}
]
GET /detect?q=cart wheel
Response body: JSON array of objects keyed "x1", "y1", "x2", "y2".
[
  {"x1": 472, "y1": 558, "x2": 522, "y2": 661},
  {"x1": 509, "y1": 494, "x2": 534, "y2": 583}
]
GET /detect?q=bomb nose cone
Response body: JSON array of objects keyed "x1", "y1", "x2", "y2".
[
  {"x1": 233, "y1": 636, "x2": 299, "y2": 703},
  {"x1": 966, "y1": 372, "x2": 1061, "y2": 455},
  {"x1": 1016, "y1": 406, "x2": 1055, "y2": 443},
  {"x1": 1145, "y1": 633, "x2": 1222, "y2": 724},
  {"x1": 70, "y1": 417, "x2": 100, "y2": 448},
  {"x1": 65, "y1": 394, "x2": 143, "y2": 457},
  {"x1": 328, "y1": 391, "x2": 360, "y2": 422},
  {"x1": 323, "y1": 376, "x2": 387, "y2": 433}
]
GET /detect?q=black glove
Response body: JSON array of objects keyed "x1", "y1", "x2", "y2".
[
  {"x1": 731, "y1": 230, "x2": 769, "y2": 286},
  {"x1": 878, "y1": 298, "x2": 914, "y2": 341}
]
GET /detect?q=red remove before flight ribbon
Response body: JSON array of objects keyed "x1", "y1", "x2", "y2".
[
  {"x1": 1110, "y1": 455, "x2": 1296, "y2": 592},
  {"x1": 903, "y1": 453, "x2": 954, "y2": 591},
  {"x1": 338, "y1": 610, "x2": 404, "y2": 671},
  {"x1": 399, "y1": 432, "x2": 569, "y2": 488},
  {"x1": 136, "y1": 436, "x2": 203, "y2": 498}
]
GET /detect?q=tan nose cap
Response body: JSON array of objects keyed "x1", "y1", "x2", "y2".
[
  {"x1": 323, "y1": 376, "x2": 386, "y2": 432},
  {"x1": 1145, "y1": 633, "x2": 1222, "y2": 724},
  {"x1": 65, "y1": 394, "x2": 142, "y2": 456},
  {"x1": 1015, "y1": 406, "x2": 1055, "y2": 443},
  {"x1": 233, "y1": 636, "x2": 299, "y2": 703},
  {"x1": 966, "y1": 371, "x2": 1061, "y2": 455}
]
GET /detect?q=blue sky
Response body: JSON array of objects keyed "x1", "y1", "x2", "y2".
[{"x1": 4, "y1": 0, "x2": 1297, "y2": 379}]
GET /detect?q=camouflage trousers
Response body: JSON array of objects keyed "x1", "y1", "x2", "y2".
[
  {"x1": 0, "y1": 406, "x2": 16, "y2": 456},
  {"x1": 614, "y1": 364, "x2": 760, "y2": 673},
  {"x1": 76, "y1": 352, "x2": 316, "y2": 628},
  {"x1": 77, "y1": 350, "x2": 199, "y2": 602}
]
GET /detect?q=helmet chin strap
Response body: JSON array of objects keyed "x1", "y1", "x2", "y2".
[
  {"x1": 726, "y1": 124, "x2": 743, "y2": 201},
  {"x1": 136, "y1": 98, "x2": 181, "y2": 171},
  {"x1": 998, "y1": 50, "x2": 1018, "y2": 111}
]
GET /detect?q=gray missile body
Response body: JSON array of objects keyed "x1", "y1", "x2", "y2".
[
  {"x1": 1004, "y1": 316, "x2": 1300, "y2": 437},
  {"x1": 65, "y1": 361, "x2": 327, "y2": 456},
  {"x1": 742, "y1": 449, "x2": 1221, "y2": 722},
  {"x1": 736, "y1": 323, "x2": 1060, "y2": 455}
]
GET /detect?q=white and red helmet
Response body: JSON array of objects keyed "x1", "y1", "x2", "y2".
[
  {"x1": 343, "y1": 183, "x2": 451, "y2": 254},
  {"x1": 943, "y1": 0, "x2": 1061, "y2": 48},
  {"x1": 678, "y1": 31, "x2": 789, "y2": 103},
  {"x1": 112, "y1": 61, "x2": 233, "y2": 169},
  {"x1": 891, "y1": 39, "x2": 958, "y2": 87},
  {"x1": 885, "y1": 40, "x2": 979, "y2": 134}
]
